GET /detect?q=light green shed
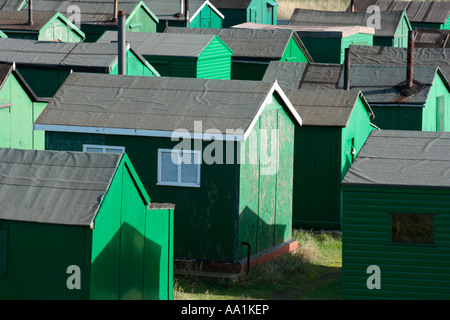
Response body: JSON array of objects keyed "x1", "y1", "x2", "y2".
[
  {"x1": 97, "y1": 31, "x2": 233, "y2": 79},
  {"x1": 0, "y1": 10, "x2": 85, "y2": 42},
  {"x1": 0, "y1": 30, "x2": 6, "y2": 38},
  {"x1": 146, "y1": 0, "x2": 224, "y2": 32},
  {"x1": 0, "y1": 63, "x2": 48, "y2": 150},
  {"x1": 34, "y1": 73, "x2": 302, "y2": 273},
  {"x1": 0, "y1": 38, "x2": 159, "y2": 98},
  {"x1": 341, "y1": 130, "x2": 450, "y2": 299},
  {"x1": 210, "y1": 0, "x2": 278, "y2": 28},
  {"x1": 166, "y1": 26, "x2": 313, "y2": 80},
  {"x1": 0, "y1": 148, "x2": 174, "y2": 300}
]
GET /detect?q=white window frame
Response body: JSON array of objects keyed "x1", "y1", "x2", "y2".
[
  {"x1": 157, "y1": 148, "x2": 201, "y2": 188},
  {"x1": 82, "y1": 144, "x2": 125, "y2": 154}
]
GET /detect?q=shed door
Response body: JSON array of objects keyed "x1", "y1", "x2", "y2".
[
  {"x1": 250, "y1": 8, "x2": 257, "y2": 23},
  {"x1": 437, "y1": 95, "x2": 445, "y2": 132},
  {"x1": 201, "y1": 17, "x2": 211, "y2": 28},
  {"x1": 344, "y1": 137, "x2": 356, "y2": 173}
]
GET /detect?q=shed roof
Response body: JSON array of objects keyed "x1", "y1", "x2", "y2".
[
  {"x1": 262, "y1": 61, "x2": 447, "y2": 105},
  {"x1": 165, "y1": 26, "x2": 312, "y2": 61},
  {"x1": 348, "y1": 45, "x2": 450, "y2": 84},
  {"x1": 0, "y1": 10, "x2": 82, "y2": 36},
  {"x1": 0, "y1": 38, "x2": 144, "y2": 72},
  {"x1": 341, "y1": 130, "x2": 450, "y2": 190},
  {"x1": 288, "y1": 8, "x2": 406, "y2": 37},
  {"x1": 97, "y1": 31, "x2": 232, "y2": 58},
  {"x1": 232, "y1": 22, "x2": 374, "y2": 38},
  {"x1": 415, "y1": 28, "x2": 450, "y2": 48},
  {"x1": 346, "y1": 0, "x2": 450, "y2": 25},
  {"x1": 34, "y1": 73, "x2": 301, "y2": 140},
  {"x1": 0, "y1": 148, "x2": 123, "y2": 226},
  {"x1": 0, "y1": 0, "x2": 158, "y2": 26},
  {"x1": 282, "y1": 89, "x2": 373, "y2": 127},
  {"x1": 209, "y1": 0, "x2": 253, "y2": 10}
]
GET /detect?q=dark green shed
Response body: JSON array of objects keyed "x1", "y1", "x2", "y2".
[
  {"x1": 0, "y1": 148, "x2": 174, "y2": 300},
  {"x1": 145, "y1": 0, "x2": 224, "y2": 32},
  {"x1": 34, "y1": 72, "x2": 302, "y2": 273},
  {"x1": 165, "y1": 26, "x2": 313, "y2": 80},
  {"x1": 0, "y1": 38, "x2": 159, "y2": 98},
  {"x1": 97, "y1": 31, "x2": 233, "y2": 79},
  {"x1": 348, "y1": 0, "x2": 450, "y2": 30},
  {"x1": 341, "y1": 130, "x2": 450, "y2": 299},
  {"x1": 210, "y1": 0, "x2": 278, "y2": 28},
  {"x1": 7, "y1": 0, "x2": 159, "y2": 42},
  {"x1": 289, "y1": 9, "x2": 411, "y2": 49},
  {"x1": 264, "y1": 60, "x2": 375, "y2": 229},
  {"x1": 0, "y1": 10, "x2": 85, "y2": 42},
  {"x1": 0, "y1": 63, "x2": 49, "y2": 150}
]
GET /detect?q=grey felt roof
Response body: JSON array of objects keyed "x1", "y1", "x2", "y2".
[
  {"x1": 165, "y1": 26, "x2": 312, "y2": 61},
  {"x1": 288, "y1": 9, "x2": 407, "y2": 38},
  {"x1": 348, "y1": 45, "x2": 450, "y2": 82},
  {"x1": 0, "y1": 148, "x2": 122, "y2": 226},
  {"x1": 209, "y1": 0, "x2": 253, "y2": 10},
  {"x1": 0, "y1": 0, "x2": 157, "y2": 25},
  {"x1": 35, "y1": 72, "x2": 301, "y2": 135},
  {"x1": 282, "y1": 89, "x2": 373, "y2": 127},
  {"x1": 97, "y1": 31, "x2": 227, "y2": 58},
  {"x1": 0, "y1": 38, "x2": 130, "y2": 71},
  {"x1": 341, "y1": 130, "x2": 450, "y2": 190},
  {"x1": 347, "y1": 0, "x2": 450, "y2": 25},
  {"x1": 0, "y1": 10, "x2": 68, "y2": 32},
  {"x1": 415, "y1": 28, "x2": 450, "y2": 49},
  {"x1": 262, "y1": 61, "x2": 446, "y2": 105}
]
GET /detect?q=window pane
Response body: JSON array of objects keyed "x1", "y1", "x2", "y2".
[
  {"x1": 181, "y1": 152, "x2": 199, "y2": 184},
  {"x1": 161, "y1": 151, "x2": 178, "y2": 182},
  {"x1": 85, "y1": 147, "x2": 103, "y2": 153},
  {"x1": 105, "y1": 148, "x2": 124, "y2": 154},
  {"x1": 391, "y1": 213, "x2": 433, "y2": 244}
]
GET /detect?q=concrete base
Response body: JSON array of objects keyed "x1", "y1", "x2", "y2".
[{"x1": 174, "y1": 239, "x2": 298, "y2": 277}]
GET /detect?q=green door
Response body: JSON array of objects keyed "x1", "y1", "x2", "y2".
[
  {"x1": 250, "y1": 8, "x2": 257, "y2": 23},
  {"x1": 0, "y1": 105, "x2": 12, "y2": 148},
  {"x1": 344, "y1": 137, "x2": 356, "y2": 174}
]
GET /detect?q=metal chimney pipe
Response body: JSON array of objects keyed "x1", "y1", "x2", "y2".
[
  {"x1": 113, "y1": 0, "x2": 118, "y2": 21},
  {"x1": 350, "y1": 0, "x2": 355, "y2": 12},
  {"x1": 28, "y1": 0, "x2": 33, "y2": 25},
  {"x1": 185, "y1": 0, "x2": 189, "y2": 27},
  {"x1": 407, "y1": 30, "x2": 414, "y2": 89},
  {"x1": 180, "y1": 0, "x2": 184, "y2": 14},
  {"x1": 344, "y1": 47, "x2": 350, "y2": 90},
  {"x1": 118, "y1": 10, "x2": 126, "y2": 75}
]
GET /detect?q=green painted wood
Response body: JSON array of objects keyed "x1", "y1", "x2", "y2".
[
  {"x1": 342, "y1": 188, "x2": 450, "y2": 299},
  {"x1": 280, "y1": 36, "x2": 310, "y2": 63},
  {"x1": 197, "y1": 36, "x2": 232, "y2": 79}
]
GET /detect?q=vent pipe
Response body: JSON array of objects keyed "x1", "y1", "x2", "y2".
[
  {"x1": 407, "y1": 30, "x2": 414, "y2": 89},
  {"x1": 28, "y1": 0, "x2": 33, "y2": 25},
  {"x1": 344, "y1": 47, "x2": 350, "y2": 90},
  {"x1": 118, "y1": 10, "x2": 126, "y2": 75},
  {"x1": 113, "y1": 0, "x2": 118, "y2": 21},
  {"x1": 350, "y1": 0, "x2": 355, "y2": 12},
  {"x1": 180, "y1": 0, "x2": 184, "y2": 14},
  {"x1": 185, "y1": 0, "x2": 189, "y2": 27}
]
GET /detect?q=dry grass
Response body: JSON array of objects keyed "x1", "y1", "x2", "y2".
[{"x1": 276, "y1": 0, "x2": 450, "y2": 19}]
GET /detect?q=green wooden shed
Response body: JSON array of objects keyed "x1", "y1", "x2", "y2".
[
  {"x1": 288, "y1": 9, "x2": 411, "y2": 48},
  {"x1": 263, "y1": 61, "x2": 375, "y2": 229},
  {"x1": 0, "y1": 148, "x2": 174, "y2": 300},
  {"x1": 0, "y1": 63, "x2": 49, "y2": 150},
  {"x1": 0, "y1": 10, "x2": 85, "y2": 42},
  {"x1": 210, "y1": 0, "x2": 278, "y2": 28},
  {"x1": 348, "y1": 0, "x2": 450, "y2": 30},
  {"x1": 34, "y1": 72, "x2": 302, "y2": 273},
  {"x1": 232, "y1": 21, "x2": 374, "y2": 64},
  {"x1": 0, "y1": 38, "x2": 159, "y2": 98},
  {"x1": 341, "y1": 130, "x2": 450, "y2": 299},
  {"x1": 165, "y1": 26, "x2": 313, "y2": 80},
  {"x1": 145, "y1": 0, "x2": 224, "y2": 32},
  {"x1": 97, "y1": 31, "x2": 233, "y2": 79},
  {"x1": 9, "y1": 0, "x2": 159, "y2": 42}
]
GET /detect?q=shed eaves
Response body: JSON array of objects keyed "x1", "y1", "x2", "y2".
[
  {"x1": 209, "y1": 0, "x2": 253, "y2": 10},
  {"x1": 0, "y1": 148, "x2": 122, "y2": 226},
  {"x1": 341, "y1": 130, "x2": 450, "y2": 190},
  {"x1": 347, "y1": 0, "x2": 450, "y2": 25},
  {"x1": 165, "y1": 26, "x2": 308, "y2": 60},
  {"x1": 288, "y1": 8, "x2": 403, "y2": 37},
  {"x1": 35, "y1": 72, "x2": 301, "y2": 136}
]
